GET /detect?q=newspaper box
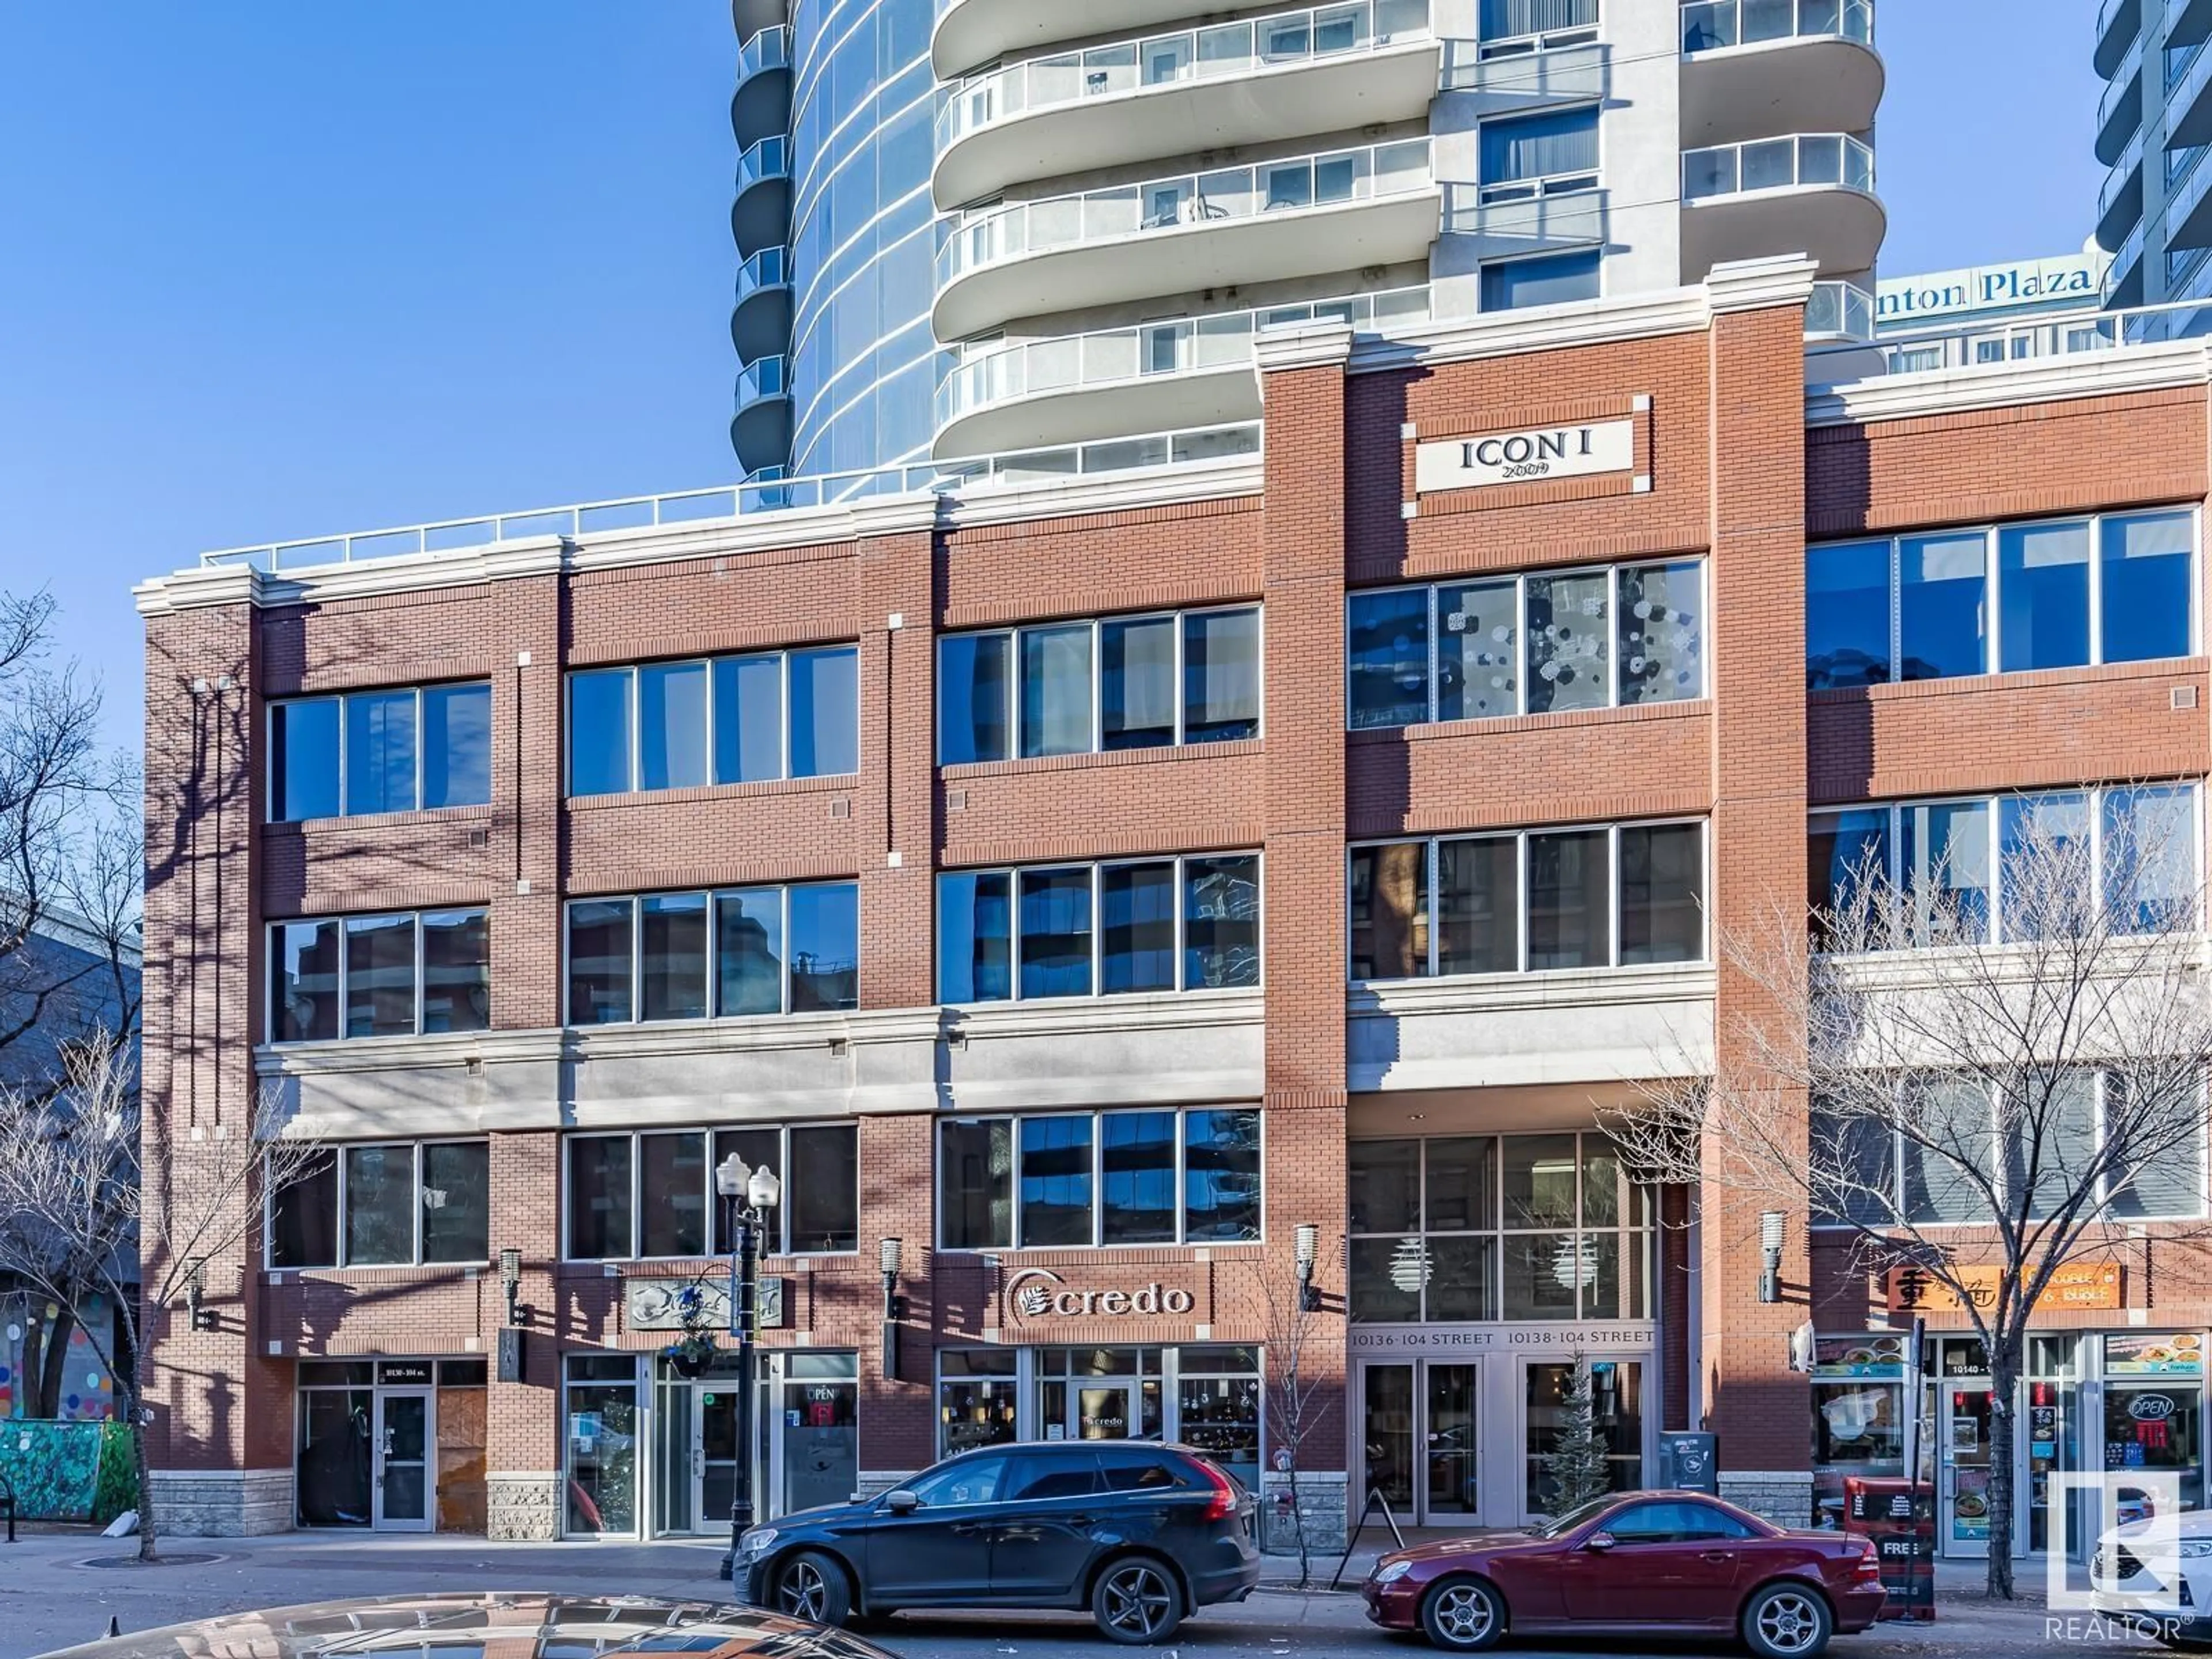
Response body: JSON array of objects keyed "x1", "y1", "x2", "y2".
[{"x1": 1843, "y1": 1476, "x2": 1936, "y2": 1622}]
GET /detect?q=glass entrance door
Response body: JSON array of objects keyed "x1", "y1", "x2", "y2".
[
  {"x1": 1073, "y1": 1380, "x2": 1140, "y2": 1441},
  {"x1": 1940, "y1": 1380, "x2": 1995, "y2": 1558},
  {"x1": 698, "y1": 1385, "x2": 740, "y2": 1530},
  {"x1": 373, "y1": 1391, "x2": 433, "y2": 1531},
  {"x1": 1358, "y1": 1361, "x2": 1481, "y2": 1524}
]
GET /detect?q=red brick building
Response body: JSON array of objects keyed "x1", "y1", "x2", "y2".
[{"x1": 134, "y1": 257, "x2": 2212, "y2": 1562}]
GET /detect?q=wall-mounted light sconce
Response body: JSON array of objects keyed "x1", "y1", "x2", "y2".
[
  {"x1": 1295, "y1": 1224, "x2": 1321, "y2": 1312},
  {"x1": 185, "y1": 1260, "x2": 218, "y2": 1332},
  {"x1": 880, "y1": 1237, "x2": 906, "y2": 1380},
  {"x1": 1759, "y1": 1211, "x2": 1787, "y2": 1304},
  {"x1": 499, "y1": 1247, "x2": 528, "y2": 1327}
]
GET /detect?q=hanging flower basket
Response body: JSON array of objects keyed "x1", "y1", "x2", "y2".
[{"x1": 664, "y1": 1332, "x2": 718, "y2": 1378}]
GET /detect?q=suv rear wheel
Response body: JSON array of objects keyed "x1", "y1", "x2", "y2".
[
  {"x1": 770, "y1": 1551, "x2": 853, "y2": 1627},
  {"x1": 1091, "y1": 1556, "x2": 1184, "y2": 1645}
]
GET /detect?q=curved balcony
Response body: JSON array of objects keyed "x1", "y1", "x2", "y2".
[
  {"x1": 730, "y1": 26, "x2": 791, "y2": 150},
  {"x1": 1679, "y1": 133, "x2": 1883, "y2": 281},
  {"x1": 2097, "y1": 131, "x2": 2145, "y2": 260},
  {"x1": 933, "y1": 0, "x2": 1440, "y2": 211},
  {"x1": 2096, "y1": 35, "x2": 2143, "y2": 167},
  {"x1": 731, "y1": 355, "x2": 792, "y2": 478},
  {"x1": 933, "y1": 285, "x2": 1429, "y2": 459},
  {"x1": 2170, "y1": 140, "x2": 2212, "y2": 255},
  {"x1": 1679, "y1": 1, "x2": 1883, "y2": 149},
  {"x1": 934, "y1": 140, "x2": 1438, "y2": 340},
  {"x1": 731, "y1": 246, "x2": 794, "y2": 363},
  {"x1": 1805, "y1": 279, "x2": 1874, "y2": 342},
  {"x1": 2097, "y1": 0, "x2": 2141, "y2": 81},
  {"x1": 730, "y1": 0, "x2": 783, "y2": 43},
  {"x1": 932, "y1": 0, "x2": 1210, "y2": 80},
  {"x1": 2107, "y1": 218, "x2": 2146, "y2": 309},
  {"x1": 2169, "y1": 38, "x2": 2212, "y2": 150},
  {"x1": 2175, "y1": 0, "x2": 2212, "y2": 55},
  {"x1": 730, "y1": 135, "x2": 791, "y2": 260}
]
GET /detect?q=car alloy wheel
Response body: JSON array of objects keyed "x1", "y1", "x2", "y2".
[
  {"x1": 1748, "y1": 1586, "x2": 1829, "y2": 1657},
  {"x1": 1423, "y1": 1580, "x2": 1502, "y2": 1651},
  {"x1": 775, "y1": 1558, "x2": 831, "y2": 1623},
  {"x1": 1097, "y1": 1562, "x2": 1177, "y2": 1642}
]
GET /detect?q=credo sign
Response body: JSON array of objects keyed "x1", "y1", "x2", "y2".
[
  {"x1": 1415, "y1": 418, "x2": 1635, "y2": 494},
  {"x1": 1006, "y1": 1267, "x2": 1195, "y2": 1323}
]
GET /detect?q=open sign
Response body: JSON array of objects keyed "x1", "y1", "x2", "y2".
[{"x1": 2130, "y1": 1395, "x2": 2179, "y2": 1422}]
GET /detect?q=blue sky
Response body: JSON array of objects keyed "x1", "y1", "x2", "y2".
[{"x1": 0, "y1": 2, "x2": 2100, "y2": 758}]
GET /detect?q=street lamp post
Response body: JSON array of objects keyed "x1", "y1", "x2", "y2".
[{"x1": 716, "y1": 1152, "x2": 783, "y2": 1582}]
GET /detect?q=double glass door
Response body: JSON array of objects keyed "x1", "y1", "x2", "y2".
[
  {"x1": 1360, "y1": 1361, "x2": 1479, "y2": 1525},
  {"x1": 373, "y1": 1391, "x2": 432, "y2": 1532},
  {"x1": 654, "y1": 1354, "x2": 861, "y2": 1535}
]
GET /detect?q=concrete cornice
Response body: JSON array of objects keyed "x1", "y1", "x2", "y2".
[
  {"x1": 1703, "y1": 253, "x2": 1821, "y2": 315},
  {"x1": 1347, "y1": 286, "x2": 1711, "y2": 376},
  {"x1": 1252, "y1": 319, "x2": 1355, "y2": 376},
  {"x1": 944, "y1": 455, "x2": 1263, "y2": 529},
  {"x1": 1347, "y1": 961, "x2": 1717, "y2": 1017},
  {"x1": 132, "y1": 563, "x2": 267, "y2": 618},
  {"x1": 1806, "y1": 337, "x2": 2212, "y2": 427}
]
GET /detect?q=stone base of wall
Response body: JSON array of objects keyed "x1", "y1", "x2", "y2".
[
  {"x1": 487, "y1": 1472, "x2": 562, "y2": 1541},
  {"x1": 1260, "y1": 1469, "x2": 1349, "y2": 1556},
  {"x1": 1719, "y1": 1470, "x2": 1815, "y2": 1528},
  {"x1": 856, "y1": 1471, "x2": 915, "y2": 1500},
  {"x1": 146, "y1": 1468, "x2": 293, "y2": 1536}
]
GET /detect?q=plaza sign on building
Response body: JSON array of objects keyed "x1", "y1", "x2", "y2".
[
  {"x1": 1415, "y1": 418, "x2": 1635, "y2": 493},
  {"x1": 1876, "y1": 251, "x2": 2110, "y2": 329}
]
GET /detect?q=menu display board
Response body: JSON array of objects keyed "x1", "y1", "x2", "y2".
[{"x1": 2107, "y1": 1334, "x2": 2205, "y2": 1376}]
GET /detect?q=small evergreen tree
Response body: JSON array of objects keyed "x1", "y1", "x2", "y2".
[{"x1": 1539, "y1": 1353, "x2": 1613, "y2": 1516}]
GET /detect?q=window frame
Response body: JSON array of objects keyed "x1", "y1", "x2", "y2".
[
  {"x1": 1807, "y1": 783, "x2": 2205, "y2": 950},
  {"x1": 1809, "y1": 1071, "x2": 2211, "y2": 1230},
  {"x1": 264, "y1": 907, "x2": 491, "y2": 1044},
  {"x1": 934, "y1": 1107, "x2": 1265, "y2": 1251},
  {"x1": 264, "y1": 1138, "x2": 490, "y2": 1269},
  {"x1": 1346, "y1": 1131, "x2": 1654, "y2": 1323},
  {"x1": 1479, "y1": 248, "x2": 1604, "y2": 312},
  {"x1": 559, "y1": 880, "x2": 862, "y2": 1025},
  {"x1": 1475, "y1": 102, "x2": 1603, "y2": 203},
  {"x1": 1806, "y1": 506, "x2": 2200, "y2": 688},
  {"x1": 1475, "y1": 0, "x2": 1601, "y2": 58},
  {"x1": 935, "y1": 853, "x2": 1264, "y2": 1004},
  {"x1": 559, "y1": 1122, "x2": 862, "y2": 1260},
  {"x1": 1346, "y1": 559, "x2": 1707, "y2": 730},
  {"x1": 563, "y1": 645, "x2": 861, "y2": 797},
  {"x1": 1346, "y1": 819, "x2": 1709, "y2": 980},
  {"x1": 266, "y1": 681, "x2": 493, "y2": 823},
  {"x1": 937, "y1": 603, "x2": 1264, "y2": 765}
]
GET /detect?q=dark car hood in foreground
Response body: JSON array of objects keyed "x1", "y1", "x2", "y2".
[{"x1": 36, "y1": 1592, "x2": 896, "y2": 1659}]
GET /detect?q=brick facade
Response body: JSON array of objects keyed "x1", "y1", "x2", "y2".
[{"x1": 137, "y1": 269, "x2": 2212, "y2": 1546}]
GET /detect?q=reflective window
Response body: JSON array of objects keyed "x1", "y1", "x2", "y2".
[
  {"x1": 269, "y1": 683, "x2": 491, "y2": 820},
  {"x1": 1810, "y1": 510, "x2": 2194, "y2": 685},
  {"x1": 941, "y1": 1109, "x2": 1262, "y2": 1249},
  {"x1": 1479, "y1": 106, "x2": 1600, "y2": 195},
  {"x1": 1810, "y1": 785, "x2": 2200, "y2": 950},
  {"x1": 566, "y1": 648, "x2": 859, "y2": 795},
  {"x1": 267, "y1": 909, "x2": 489, "y2": 1042},
  {"x1": 564, "y1": 882, "x2": 859, "y2": 1022},
  {"x1": 1350, "y1": 1132, "x2": 1651, "y2": 1323},
  {"x1": 1480, "y1": 251, "x2": 1600, "y2": 310},
  {"x1": 564, "y1": 1123, "x2": 860, "y2": 1258},
  {"x1": 1352, "y1": 562, "x2": 1702, "y2": 728},
  {"x1": 939, "y1": 857, "x2": 1260, "y2": 1002},
  {"x1": 940, "y1": 607, "x2": 1259, "y2": 763},
  {"x1": 1352, "y1": 824, "x2": 1704, "y2": 978},
  {"x1": 268, "y1": 1141, "x2": 488, "y2": 1267}
]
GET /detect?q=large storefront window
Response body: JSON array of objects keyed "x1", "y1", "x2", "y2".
[
  {"x1": 563, "y1": 1123, "x2": 859, "y2": 1259},
  {"x1": 934, "y1": 1346, "x2": 1261, "y2": 1487},
  {"x1": 1349, "y1": 1133, "x2": 1652, "y2": 1322},
  {"x1": 565, "y1": 1354, "x2": 641, "y2": 1537},
  {"x1": 1809, "y1": 1334, "x2": 1908, "y2": 1531}
]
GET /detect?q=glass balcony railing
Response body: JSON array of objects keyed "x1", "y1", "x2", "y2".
[
  {"x1": 936, "y1": 285, "x2": 1431, "y2": 429},
  {"x1": 737, "y1": 24, "x2": 790, "y2": 81},
  {"x1": 735, "y1": 135, "x2": 791, "y2": 195},
  {"x1": 938, "y1": 139, "x2": 1432, "y2": 288},
  {"x1": 1810, "y1": 298, "x2": 2212, "y2": 381},
  {"x1": 736, "y1": 355, "x2": 790, "y2": 408},
  {"x1": 2099, "y1": 0, "x2": 2138, "y2": 50},
  {"x1": 2098, "y1": 33, "x2": 2145, "y2": 137},
  {"x1": 736, "y1": 247, "x2": 789, "y2": 302},
  {"x1": 2169, "y1": 36, "x2": 2212, "y2": 142},
  {"x1": 2169, "y1": 141, "x2": 2212, "y2": 243},
  {"x1": 1805, "y1": 280, "x2": 1874, "y2": 340},
  {"x1": 938, "y1": 0, "x2": 1433, "y2": 151},
  {"x1": 1682, "y1": 132, "x2": 1874, "y2": 200},
  {"x1": 2101, "y1": 127, "x2": 2146, "y2": 223},
  {"x1": 2108, "y1": 217, "x2": 2147, "y2": 291},
  {"x1": 1681, "y1": 0, "x2": 1873, "y2": 53}
]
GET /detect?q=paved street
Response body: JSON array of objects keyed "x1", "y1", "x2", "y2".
[{"x1": 0, "y1": 1532, "x2": 2171, "y2": 1659}]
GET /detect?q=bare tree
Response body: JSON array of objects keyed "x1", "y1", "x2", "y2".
[
  {"x1": 0, "y1": 1042, "x2": 323, "y2": 1559},
  {"x1": 1611, "y1": 797, "x2": 2212, "y2": 1598},
  {"x1": 1257, "y1": 1252, "x2": 1328, "y2": 1585}
]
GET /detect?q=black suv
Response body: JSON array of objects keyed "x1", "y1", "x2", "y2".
[{"x1": 736, "y1": 1441, "x2": 1263, "y2": 1644}]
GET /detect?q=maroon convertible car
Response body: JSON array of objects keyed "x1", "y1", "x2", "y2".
[{"x1": 1362, "y1": 1491, "x2": 1886, "y2": 1657}]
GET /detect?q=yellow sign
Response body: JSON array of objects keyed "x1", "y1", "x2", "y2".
[{"x1": 1885, "y1": 1260, "x2": 2122, "y2": 1315}]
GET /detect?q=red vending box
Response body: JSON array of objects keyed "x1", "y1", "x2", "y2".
[{"x1": 1844, "y1": 1475, "x2": 1936, "y2": 1622}]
